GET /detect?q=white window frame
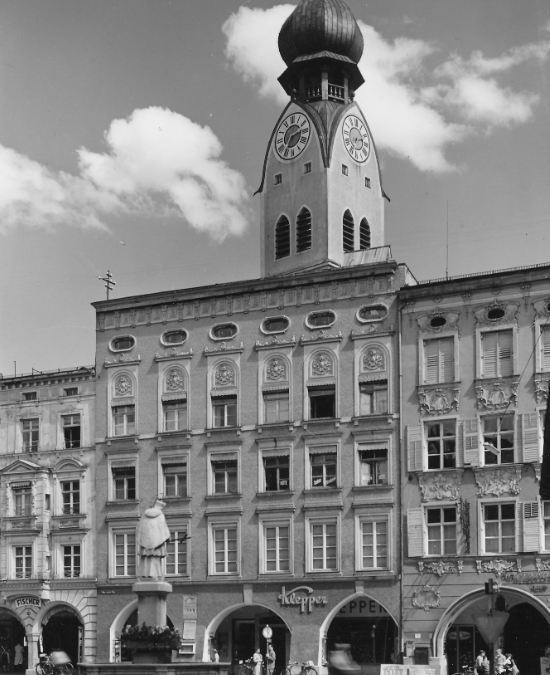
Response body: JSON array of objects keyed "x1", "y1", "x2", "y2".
[
  {"x1": 476, "y1": 326, "x2": 517, "y2": 379},
  {"x1": 354, "y1": 435, "x2": 391, "y2": 487},
  {"x1": 304, "y1": 437, "x2": 341, "y2": 490},
  {"x1": 164, "y1": 523, "x2": 190, "y2": 578},
  {"x1": 110, "y1": 526, "x2": 137, "y2": 578},
  {"x1": 208, "y1": 517, "x2": 241, "y2": 577},
  {"x1": 20, "y1": 417, "x2": 40, "y2": 453},
  {"x1": 355, "y1": 512, "x2": 391, "y2": 573},
  {"x1": 303, "y1": 344, "x2": 340, "y2": 422},
  {"x1": 481, "y1": 412, "x2": 516, "y2": 466},
  {"x1": 257, "y1": 350, "x2": 293, "y2": 426},
  {"x1": 11, "y1": 482, "x2": 34, "y2": 517},
  {"x1": 12, "y1": 542, "x2": 34, "y2": 580},
  {"x1": 60, "y1": 542, "x2": 83, "y2": 579},
  {"x1": 419, "y1": 334, "x2": 457, "y2": 385},
  {"x1": 479, "y1": 499, "x2": 519, "y2": 555},
  {"x1": 259, "y1": 516, "x2": 293, "y2": 575},
  {"x1": 542, "y1": 501, "x2": 550, "y2": 552},
  {"x1": 107, "y1": 367, "x2": 138, "y2": 438},
  {"x1": 306, "y1": 515, "x2": 340, "y2": 573},
  {"x1": 535, "y1": 319, "x2": 550, "y2": 372},
  {"x1": 256, "y1": 439, "x2": 293, "y2": 493},
  {"x1": 52, "y1": 458, "x2": 86, "y2": 516},
  {"x1": 424, "y1": 418, "x2": 458, "y2": 471},
  {"x1": 425, "y1": 503, "x2": 459, "y2": 557},
  {"x1": 157, "y1": 449, "x2": 190, "y2": 500},
  {"x1": 107, "y1": 454, "x2": 138, "y2": 502},
  {"x1": 207, "y1": 446, "x2": 241, "y2": 496},
  {"x1": 207, "y1": 357, "x2": 240, "y2": 429},
  {"x1": 354, "y1": 339, "x2": 391, "y2": 419},
  {"x1": 157, "y1": 362, "x2": 190, "y2": 434}
]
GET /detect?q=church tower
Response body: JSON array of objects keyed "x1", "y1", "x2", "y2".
[{"x1": 259, "y1": 0, "x2": 387, "y2": 278}]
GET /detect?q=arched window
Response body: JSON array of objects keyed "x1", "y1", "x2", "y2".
[
  {"x1": 360, "y1": 218, "x2": 371, "y2": 250},
  {"x1": 275, "y1": 216, "x2": 290, "y2": 259},
  {"x1": 296, "y1": 207, "x2": 312, "y2": 253},
  {"x1": 343, "y1": 210, "x2": 355, "y2": 252}
]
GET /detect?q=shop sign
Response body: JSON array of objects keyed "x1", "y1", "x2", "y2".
[
  {"x1": 380, "y1": 665, "x2": 407, "y2": 675},
  {"x1": 530, "y1": 586, "x2": 547, "y2": 594},
  {"x1": 183, "y1": 595, "x2": 197, "y2": 618},
  {"x1": 278, "y1": 586, "x2": 328, "y2": 614},
  {"x1": 338, "y1": 599, "x2": 389, "y2": 617},
  {"x1": 13, "y1": 597, "x2": 40, "y2": 608}
]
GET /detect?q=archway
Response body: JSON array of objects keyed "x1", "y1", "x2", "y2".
[
  {"x1": 109, "y1": 601, "x2": 175, "y2": 663},
  {"x1": 41, "y1": 605, "x2": 83, "y2": 665},
  {"x1": 503, "y1": 602, "x2": 550, "y2": 674},
  {"x1": 0, "y1": 608, "x2": 26, "y2": 672}
]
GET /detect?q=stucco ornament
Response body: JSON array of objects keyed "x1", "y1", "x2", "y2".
[
  {"x1": 412, "y1": 585, "x2": 441, "y2": 612},
  {"x1": 420, "y1": 560, "x2": 462, "y2": 577},
  {"x1": 416, "y1": 311, "x2": 460, "y2": 334},
  {"x1": 473, "y1": 301, "x2": 519, "y2": 326},
  {"x1": 166, "y1": 369, "x2": 185, "y2": 391},
  {"x1": 312, "y1": 353, "x2": 333, "y2": 377},
  {"x1": 475, "y1": 380, "x2": 518, "y2": 411},
  {"x1": 215, "y1": 364, "x2": 235, "y2": 387},
  {"x1": 417, "y1": 385, "x2": 460, "y2": 416},
  {"x1": 363, "y1": 348, "x2": 385, "y2": 371},
  {"x1": 266, "y1": 358, "x2": 287, "y2": 381},
  {"x1": 535, "y1": 558, "x2": 550, "y2": 572},
  {"x1": 419, "y1": 472, "x2": 461, "y2": 502},
  {"x1": 474, "y1": 466, "x2": 522, "y2": 497},
  {"x1": 476, "y1": 558, "x2": 519, "y2": 577},
  {"x1": 114, "y1": 375, "x2": 132, "y2": 397},
  {"x1": 535, "y1": 376, "x2": 549, "y2": 404}
]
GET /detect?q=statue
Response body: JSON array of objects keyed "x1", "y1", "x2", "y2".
[{"x1": 136, "y1": 499, "x2": 171, "y2": 580}]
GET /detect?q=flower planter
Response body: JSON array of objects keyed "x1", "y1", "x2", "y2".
[{"x1": 123, "y1": 641, "x2": 172, "y2": 664}]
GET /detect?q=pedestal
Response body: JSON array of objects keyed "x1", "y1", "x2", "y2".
[{"x1": 132, "y1": 580, "x2": 173, "y2": 627}]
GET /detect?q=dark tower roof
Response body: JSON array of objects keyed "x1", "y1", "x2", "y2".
[{"x1": 278, "y1": 0, "x2": 364, "y2": 67}]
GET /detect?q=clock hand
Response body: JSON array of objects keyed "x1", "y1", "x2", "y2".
[{"x1": 288, "y1": 129, "x2": 301, "y2": 146}]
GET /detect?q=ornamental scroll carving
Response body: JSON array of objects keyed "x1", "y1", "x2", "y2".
[
  {"x1": 474, "y1": 466, "x2": 522, "y2": 497},
  {"x1": 311, "y1": 353, "x2": 333, "y2": 377},
  {"x1": 534, "y1": 375, "x2": 550, "y2": 404},
  {"x1": 533, "y1": 298, "x2": 550, "y2": 318},
  {"x1": 114, "y1": 375, "x2": 133, "y2": 397},
  {"x1": 362, "y1": 348, "x2": 385, "y2": 372},
  {"x1": 266, "y1": 357, "x2": 287, "y2": 381},
  {"x1": 473, "y1": 301, "x2": 519, "y2": 326},
  {"x1": 417, "y1": 385, "x2": 460, "y2": 416},
  {"x1": 215, "y1": 364, "x2": 235, "y2": 387},
  {"x1": 416, "y1": 311, "x2": 460, "y2": 334},
  {"x1": 417, "y1": 560, "x2": 463, "y2": 576},
  {"x1": 536, "y1": 558, "x2": 550, "y2": 571},
  {"x1": 165, "y1": 369, "x2": 185, "y2": 391},
  {"x1": 475, "y1": 379, "x2": 519, "y2": 411},
  {"x1": 476, "y1": 558, "x2": 521, "y2": 577},
  {"x1": 412, "y1": 585, "x2": 441, "y2": 612},
  {"x1": 419, "y1": 471, "x2": 461, "y2": 502}
]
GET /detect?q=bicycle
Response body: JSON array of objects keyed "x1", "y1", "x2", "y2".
[
  {"x1": 451, "y1": 665, "x2": 475, "y2": 675},
  {"x1": 35, "y1": 653, "x2": 74, "y2": 675},
  {"x1": 283, "y1": 661, "x2": 317, "y2": 675},
  {"x1": 235, "y1": 658, "x2": 255, "y2": 675}
]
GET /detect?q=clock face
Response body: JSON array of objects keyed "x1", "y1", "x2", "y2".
[
  {"x1": 342, "y1": 115, "x2": 371, "y2": 163},
  {"x1": 275, "y1": 112, "x2": 311, "y2": 160}
]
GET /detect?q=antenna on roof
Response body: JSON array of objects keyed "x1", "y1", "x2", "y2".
[
  {"x1": 99, "y1": 270, "x2": 116, "y2": 300},
  {"x1": 445, "y1": 199, "x2": 449, "y2": 280}
]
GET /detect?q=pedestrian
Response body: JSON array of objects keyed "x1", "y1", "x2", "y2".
[
  {"x1": 506, "y1": 654, "x2": 519, "y2": 675},
  {"x1": 475, "y1": 650, "x2": 490, "y2": 675},
  {"x1": 495, "y1": 649, "x2": 506, "y2": 674},
  {"x1": 266, "y1": 644, "x2": 276, "y2": 675},
  {"x1": 213, "y1": 648, "x2": 220, "y2": 663},
  {"x1": 14, "y1": 643, "x2": 24, "y2": 672},
  {"x1": 252, "y1": 649, "x2": 263, "y2": 675}
]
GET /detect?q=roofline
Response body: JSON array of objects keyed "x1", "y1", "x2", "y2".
[{"x1": 0, "y1": 365, "x2": 95, "y2": 384}]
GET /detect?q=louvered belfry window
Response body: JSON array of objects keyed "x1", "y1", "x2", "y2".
[
  {"x1": 360, "y1": 218, "x2": 371, "y2": 250},
  {"x1": 424, "y1": 337, "x2": 454, "y2": 384},
  {"x1": 275, "y1": 216, "x2": 290, "y2": 259},
  {"x1": 343, "y1": 210, "x2": 354, "y2": 252},
  {"x1": 482, "y1": 330, "x2": 512, "y2": 378},
  {"x1": 296, "y1": 207, "x2": 312, "y2": 253}
]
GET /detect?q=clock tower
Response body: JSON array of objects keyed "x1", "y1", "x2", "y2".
[{"x1": 258, "y1": 0, "x2": 387, "y2": 278}]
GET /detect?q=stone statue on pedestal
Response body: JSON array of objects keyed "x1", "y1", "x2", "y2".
[{"x1": 136, "y1": 499, "x2": 171, "y2": 580}]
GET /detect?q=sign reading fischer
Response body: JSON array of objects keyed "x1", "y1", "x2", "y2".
[
  {"x1": 14, "y1": 597, "x2": 40, "y2": 608},
  {"x1": 278, "y1": 586, "x2": 328, "y2": 614}
]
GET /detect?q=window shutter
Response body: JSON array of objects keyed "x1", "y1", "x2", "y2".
[
  {"x1": 498, "y1": 330, "x2": 513, "y2": 377},
  {"x1": 463, "y1": 418, "x2": 479, "y2": 467},
  {"x1": 407, "y1": 425, "x2": 423, "y2": 472},
  {"x1": 407, "y1": 508, "x2": 424, "y2": 557},
  {"x1": 522, "y1": 412, "x2": 541, "y2": 463},
  {"x1": 440, "y1": 338, "x2": 454, "y2": 383},
  {"x1": 456, "y1": 422, "x2": 464, "y2": 468},
  {"x1": 424, "y1": 341, "x2": 439, "y2": 384},
  {"x1": 482, "y1": 332, "x2": 497, "y2": 378},
  {"x1": 543, "y1": 327, "x2": 550, "y2": 371},
  {"x1": 523, "y1": 502, "x2": 540, "y2": 552},
  {"x1": 515, "y1": 502, "x2": 522, "y2": 554}
]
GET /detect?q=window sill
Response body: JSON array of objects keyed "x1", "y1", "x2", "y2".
[
  {"x1": 256, "y1": 491, "x2": 296, "y2": 498},
  {"x1": 305, "y1": 570, "x2": 342, "y2": 577},
  {"x1": 105, "y1": 500, "x2": 140, "y2": 507},
  {"x1": 256, "y1": 422, "x2": 295, "y2": 432},
  {"x1": 303, "y1": 488, "x2": 342, "y2": 496},
  {"x1": 354, "y1": 570, "x2": 396, "y2": 579},
  {"x1": 352, "y1": 484, "x2": 393, "y2": 491},
  {"x1": 161, "y1": 496, "x2": 191, "y2": 503},
  {"x1": 352, "y1": 414, "x2": 394, "y2": 425},
  {"x1": 206, "y1": 426, "x2": 242, "y2": 436},
  {"x1": 205, "y1": 493, "x2": 242, "y2": 500}
]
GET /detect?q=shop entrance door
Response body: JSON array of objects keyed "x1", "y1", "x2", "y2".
[
  {"x1": 41, "y1": 609, "x2": 82, "y2": 665},
  {"x1": 234, "y1": 620, "x2": 255, "y2": 664}
]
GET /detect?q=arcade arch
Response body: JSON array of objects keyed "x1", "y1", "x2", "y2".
[{"x1": 109, "y1": 600, "x2": 175, "y2": 662}]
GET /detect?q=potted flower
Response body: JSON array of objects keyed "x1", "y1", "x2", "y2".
[{"x1": 121, "y1": 623, "x2": 181, "y2": 663}]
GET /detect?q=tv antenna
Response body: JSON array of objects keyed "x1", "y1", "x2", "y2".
[{"x1": 99, "y1": 270, "x2": 116, "y2": 300}]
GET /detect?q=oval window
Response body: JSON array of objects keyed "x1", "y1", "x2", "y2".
[
  {"x1": 162, "y1": 330, "x2": 188, "y2": 346},
  {"x1": 545, "y1": 301, "x2": 550, "y2": 314},
  {"x1": 357, "y1": 304, "x2": 388, "y2": 323},
  {"x1": 211, "y1": 323, "x2": 238, "y2": 340},
  {"x1": 111, "y1": 335, "x2": 135, "y2": 352},
  {"x1": 261, "y1": 316, "x2": 290, "y2": 334},
  {"x1": 429, "y1": 316, "x2": 447, "y2": 328},
  {"x1": 487, "y1": 307, "x2": 505, "y2": 321},
  {"x1": 306, "y1": 311, "x2": 336, "y2": 329}
]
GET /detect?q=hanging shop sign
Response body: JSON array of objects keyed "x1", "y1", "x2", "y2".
[
  {"x1": 13, "y1": 597, "x2": 40, "y2": 608},
  {"x1": 337, "y1": 599, "x2": 390, "y2": 617},
  {"x1": 278, "y1": 586, "x2": 328, "y2": 614}
]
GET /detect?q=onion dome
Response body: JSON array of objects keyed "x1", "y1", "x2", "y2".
[{"x1": 279, "y1": 0, "x2": 364, "y2": 67}]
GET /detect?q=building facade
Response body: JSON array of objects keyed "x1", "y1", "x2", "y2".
[
  {"x1": 400, "y1": 265, "x2": 550, "y2": 674},
  {"x1": 0, "y1": 366, "x2": 97, "y2": 674}
]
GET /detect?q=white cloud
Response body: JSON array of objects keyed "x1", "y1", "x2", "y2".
[
  {"x1": 223, "y1": 4, "x2": 550, "y2": 172},
  {"x1": 0, "y1": 107, "x2": 250, "y2": 240}
]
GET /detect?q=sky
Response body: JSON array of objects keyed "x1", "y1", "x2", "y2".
[{"x1": 1, "y1": 0, "x2": 550, "y2": 376}]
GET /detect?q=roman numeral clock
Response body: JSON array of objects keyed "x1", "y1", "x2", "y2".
[
  {"x1": 275, "y1": 113, "x2": 311, "y2": 160},
  {"x1": 342, "y1": 114, "x2": 371, "y2": 163}
]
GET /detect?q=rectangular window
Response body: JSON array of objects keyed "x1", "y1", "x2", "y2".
[
  {"x1": 163, "y1": 462, "x2": 187, "y2": 498},
  {"x1": 64, "y1": 387, "x2": 78, "y2": 397},
  {"x1": 359, "y1": 447, "x2": 388, "y2": 485},
  {"x1": 361, "y1": 520, "x2": 388, "y2": 569},
  {"x1": 13, "y1": 485, "x2": 32, "y2": 517},
  {"x1": 264, "y1": 392, "x2": 290, "y2": 424},
  {"x1": 61, "y1": 480, "x2": 80, "y2": 515},
  {"x1": 310, "y1": 450, "x2": 337, "y2": 488},
  {"x1": 542, "y1": 326, "x2": 550, "y2": 371},
  {"x1": 310, "y1": 521, "x2": 337, "y2": 571},
  {"x1": 342, "y1": 164, "x2": 348, "y2": 176},
  {"x1": 309, "y1": 387, "x2": 335, "y2": 419},
  {"x1": 274, "y1": 173, "x2": 282, "y2": 185},
  {"x1": 483, "y1": 415, "x2": 514, "y2": 465},
  {"x1": 212, "y1": 460, "x2": 238, "y2": 494},
  {"x1": 23, "y1": 392, "x2": 37, "y2": 401},
  {"x1": 484, "y1": 503, "x2": 515, "y2": 553},
  {"x1": 163, "y1": 400, "x2": 187, "y2": 432},
  {"x1": 264, "y1": 523, "x2": 290, "y2": 572},
  {"x1": 22, "y1": 418, "x2": 39, "y2": 452},
  {"x1": 166, "y1": 529, "x2": 188, "y2": 576},
  {"x1": 359, "y1": 381, "x2": 388, "y2": 415},
  {"x1": 112, "y1": 405, "x2": 135, "y2": 437},
  {"x1": 212, "y1": 396, "x2": 237, "y2": 428},
  {"x1": 213, "y1": 525, "x2": 238, "y2": 574},
  {"x1": 264, "y1": 456, "x2": 290, "y2": 492},
  {"x1": 304, "y1": 162, "x2": 312, "y2": 174},
  {"x1": 63, "y1": 544, "x2": 81, "y2": 578},
  {"x1": 544, "y1": 502, "x2": 550, "y2": 550},
  {"x1": 112, "y1": 467, "x2": 136, "y2": 500},
  {"x1": 424, "y1": 337, "x2": 454, "y2": 384},
  {"x1": 482, "y1": 330, "x2": 513, "y2": 378},
  {"x1": 427, "y1": 507, "x2": 457, "y2": 555},
  {"x1": 426, "y1": 421, "x2": 456, "y2": 470},
  {"x1": 14, "y1": 546, "x2": 32, "y2": 579},
  {"x1": 114, "y1": 532, "x2": 136, "y2": 576},
  {"x1": 365, "y1": 177, "x2": 371, "y2": 188},
  {"x1": 63, "y1": 414, "x2": 81, "y2": 449}
]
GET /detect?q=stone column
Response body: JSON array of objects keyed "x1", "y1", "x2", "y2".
[
  {"x1": 132, "y1": 581, "x2": 173, "y2": 626},
  {"x1": 26, "y1": 632, "x2": 41, "y2": 675}
]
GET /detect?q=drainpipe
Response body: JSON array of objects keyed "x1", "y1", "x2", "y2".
[{"x1": 398, "y1": 301, "x2": 404, "y2": 663}]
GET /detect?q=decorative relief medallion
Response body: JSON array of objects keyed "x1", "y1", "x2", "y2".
[
  {"x1": 419, "y1": 471, "x2": 461, "y2": 502},
  {"x1": 215, "y1": 364, "x2": 235, "y2": 387},
  {"x1": 473, "y1": 301, "x2": 519, "y2": 326},
  {"x1": 534, "y1": 376, "x2": 549, "y2": 404},
  {"x1": 417, "y1": 385, "x2": 460, "y2": 416},
  {"x1": 11, "y1": 520, "x2": 32, "y2": 530},
  {"x1": 474, "y1": 466, "x2": 522, "y2": 497},
  {"x1": 115, "y1": 375, "x2": 133, "y2": 397},
  {"x1": 266, "y1": 358, "x2": 287, "y2": 381},
  {"x1": 476, "y1": 558, "x2": 521, "y2": 577},
  {"x1": 416, "y1": 311, "x2": 460, "y2": 334},
  {"x1": 533, "y1": 298, "x2": 550, "y2": 318},
  {"x1": 412, "y1": 585, "x2": 441, "y2": 612},
  {"x1": 363, "y1": 348, "x2": 385, "y2": 371},
  {"x1": 475, "y1": 379, "x2": 519, "y2": 411},
  {"x1": 59, "y1": 518, "x2": 80, "y2": 529},
  {"x1": 418, "y1": 560, "x2": 463, "y2": 576},
  {"x1": 312, "y1": 353, "x2": 333, "y2": 376},
  {"x1": 166, "y1": 369, "x2": 185, "y2": 391}
]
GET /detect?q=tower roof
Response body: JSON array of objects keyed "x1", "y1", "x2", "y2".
[{"x1": 278, "y1": 0, "x2": 364, "y2": 67}]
